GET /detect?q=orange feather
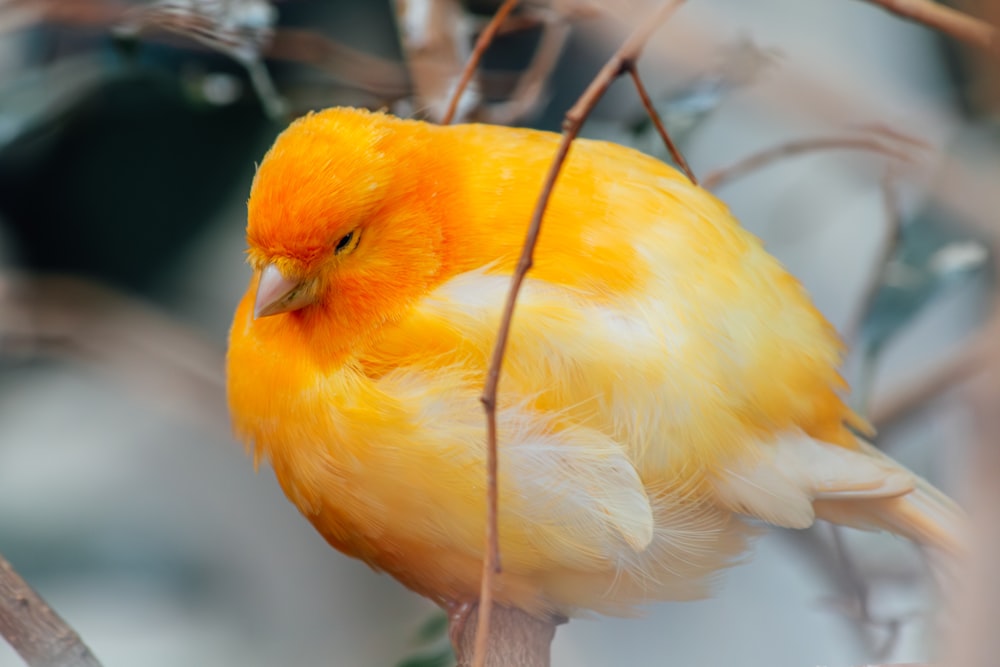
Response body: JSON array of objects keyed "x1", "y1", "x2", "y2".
[{"x1": 226, "y1": 107, "x2": 961, "y2": 616}]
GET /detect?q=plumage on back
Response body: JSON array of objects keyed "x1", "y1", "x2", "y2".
[{"x1": 226, "y1": 107, "x2": 961, "y2": 616}]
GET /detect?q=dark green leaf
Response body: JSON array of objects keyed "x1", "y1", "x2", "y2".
[
  {"x1": 414, "y1": 611, "x2": 449, "y2": 644},
  {"x1": 396, "y1": 647, "x2": 455, "y2": 667}
]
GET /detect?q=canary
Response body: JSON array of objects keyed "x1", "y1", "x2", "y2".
[{"x1": 226, "y1": 107, "x2": 961, "y2": 618}]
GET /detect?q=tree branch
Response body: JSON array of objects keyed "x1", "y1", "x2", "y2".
[
  {"x1": 857, "y1": 0, "x2": 998, "y2": 53},
  {"x1": 625, "y1": 62, "x2": 697, "y2": 184},
  {"x1": 0, "y1": 553, "x2": 102, "y2": 667},
  {"x1": 844, "y1": 169, "x2": 904, "y2": 348},
  {"x1": 480, "y1": 12, "x2": 570, "y2": 126},
  {"x1": 475, "y1": 2, "x2": 687, "y2": 666},
  {"x1": 454, "y1": 604, "x2": 557, "y2": 667},
  {"x1": 702, "y1": 134, "x2": 917, "y2": 190},
  {"x1": 393, "y1": 0, "x2": 470, "y2": 122},
  {"x1": 442, "y1": 0, "x2": 520, "y2": 125}
]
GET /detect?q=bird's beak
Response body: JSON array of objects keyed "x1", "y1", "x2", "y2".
[{"x1": 254, "y1": 264, "x2": 314, "y2": 319}]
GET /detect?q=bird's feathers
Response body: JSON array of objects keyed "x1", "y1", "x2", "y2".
[
  {"x1": 712, "y1": 432, "x2": 915, "y2": 530},
  {"x1": 227, "y1": 107, "x2": 962, "y2": 616}
]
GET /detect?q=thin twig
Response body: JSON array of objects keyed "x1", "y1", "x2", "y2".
[
  {"x1": 702, "y1": 135, "x2": 917, "y2": 190},
  {"x1": 949, "y1": 228, "x2": 1000, "y2": 667},
  {"x1": 817, "y1": 172, "x2": 915, "y2": 659},
  {"x1": 114, "y1": 1, "x2": 287, "y2": 118},
  {"x1": 846, "y1": 169, "x2": 904, "y2": 347},
  {"x1": 624, "y1": 62, "x2": 697, "y2": 184},
  {"x1": 849, "y1": 170, "x2": 906, "y2": 414},
  {"x1": 474, "y1": 2, "x2": 687, "y2": 666},
  {"x1": 831, "y1": 525, "x2": 873, "y2": 623},
  {"x1": 857, "y1": 0, "x2": 998, "y2": 53},
  {"x1": 482, "y1": 16, "x2": 570, "y2": 126},
  {"x1": 0, "y1": 552, "x2": 103, "y2": 667},
  {"x1": 266, "y1": 27, "x2": 412, "y2": 98},
  {"x1": 0, "y1": 0, "x2": 121, "y2": 34},
  {"x1": 851, "y1": 122, "x2": 933, "y2": 151},
  {"x1": 393, "y1": 0, "x2": 469, "y2": 122},
  {"x1": 442, "y1": 0, "x2": 520, "y2": 125},
  {"x1": 829, "y1": 526, "x2": 912, "y2": 662}
]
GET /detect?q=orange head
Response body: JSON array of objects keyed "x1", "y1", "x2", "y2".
[{"x1": 244, "y1": 108, "x2": 456, "y2": 357}]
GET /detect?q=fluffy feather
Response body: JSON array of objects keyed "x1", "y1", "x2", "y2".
[{"x1": 226, "y1": 107, "x2": 962, "y2": 616}]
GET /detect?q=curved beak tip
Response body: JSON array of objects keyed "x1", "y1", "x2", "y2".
[{"x1": 254, "y1": 264, "x2": 311, "y2": 319}]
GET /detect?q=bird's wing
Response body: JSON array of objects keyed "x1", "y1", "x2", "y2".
[
  {"x1": 370, "y1": 365, "x2": 656, "y2": 569},
  {"x1": 357, "y1": 267, "x2": 752, "y2": 578},
  {"x1": 367, "y1": 262, "x2": 961, "y2": 561},
  {"x1": 369, "y1": 235, "x2": 852, "y2": 477},
  {"x1": 710, "y1": 431, "x2": 916, "y2": 529}
]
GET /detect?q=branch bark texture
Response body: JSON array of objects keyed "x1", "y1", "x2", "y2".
[
  {"x1": 454, "y1": 604, "x2": 556, "y2": 667},
  {"x1": 0, "y1": 554, "x2": 102, "y2": 667}
]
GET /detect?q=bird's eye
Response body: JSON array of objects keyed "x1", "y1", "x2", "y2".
[{"x1": 335, "y1": 230, "x2": 358, "y2": 255}]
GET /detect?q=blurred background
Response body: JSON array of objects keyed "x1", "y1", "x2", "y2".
[{"x1": 0, "y1": 1, "x2": 997, "y2": 666}]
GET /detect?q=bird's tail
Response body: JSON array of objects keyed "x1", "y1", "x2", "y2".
[{"x1": 814, "y1": 440, "x2": 964, "y2": 558}]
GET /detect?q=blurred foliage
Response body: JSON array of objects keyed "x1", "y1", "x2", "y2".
[
  {"x1": 852, "y1": 205, "x2": 990, "y2": 411},
  {"x1": 415, "y1": 611, "x2": 449, "y2": 644},
  {"x1": 858, "y1": 210, "x2": 989, "y2": 356},
  {"x1": 397, "y1": 648, "x2": 456, "y2": 667},
  {"x1": 0, "y1": 41, "x2": 277, "y2": 294},
  {"x1": 397, "y1": 610, "x2": 454, "y2": 667}
]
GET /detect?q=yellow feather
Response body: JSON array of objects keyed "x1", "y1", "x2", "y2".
[{"x1": 226, "y1": 107, "x2": 962, "y2": 616}]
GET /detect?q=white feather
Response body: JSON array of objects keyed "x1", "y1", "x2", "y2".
[{"x1": 712, "y1": 432, "x2": 915, "y2": 529}]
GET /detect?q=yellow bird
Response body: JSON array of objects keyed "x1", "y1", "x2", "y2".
[{"x1": 226, "y1": 107, "x2": 960, "y2": 619}]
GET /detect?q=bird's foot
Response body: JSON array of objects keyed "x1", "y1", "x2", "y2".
[{"x1": 443, "y1": 599, "x2": 476, "y2": 652}]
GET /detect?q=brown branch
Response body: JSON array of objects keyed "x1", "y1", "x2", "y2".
[
  {"x1": 442, "y1": 0, "x2": 520, "y2": 125},
  {"x1": 857, "y1": 0, "x2": 998, "y2": 53},
  {"x1": 702, "y1": 135, "x2": 918, "y2": 190},
  {"x1": 484, "y1": 3, "x2": 601, "y2": 34},
  {"x1": 847, "y1": 170, "x2": 906, "y2": 415},
  {"x1": 0, "y1": 552, "x2": 102, "y2": 667},
  {"x1": 851, "y1": 122, "x2": 933, "y2": 151},
  {"x1": 828, "y1": 526, "x2": 916, "y2": 662},
  {"x1": 949, "y1": 274, "x2": 1000, "y2": 667},
  {"x1": 454, "y1": 604, "x2": 557, "y2": 667},
  {"x1": 266, "y1": 27, "x2": 412, "y2": 98},
  {"x1": 4, "y1": 0, "x2": 552, "y2": 114},
  {"x1": 0, "y1": 0, "x2": 128, "y2": 33},
  {"x1": 393, "y1": 0, "x2": 468, "y2": 122},
  {"x1": 475, "y1": 2, "x2": 687, "y2": 666},
  {"x1": 480, "y1": 14, "x2": 570, "y2": 126},
  {"x1": 846, "y1": 169, "x2": 904, "y2": 346},
  {"x1": 830, "y1": 525, "x2": 874, "y2": 621},
  {"x1": 625, "y1": 62, "x2": 697, "y2": 185},
  {"x1": 114, "y1": 2, "x2": 287, "y2": 118}
]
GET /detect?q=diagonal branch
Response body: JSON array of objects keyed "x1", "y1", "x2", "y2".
[
  {"x1": 472, "y1": 2, "x2": 688, "y2": 666},
  {"x1": 442, "y1": 0, "x2": 520, "y2": 125},
  {"x1": 0, "y1": 553, "x2": 102, "y2": 667},
  {"x1": 392, "y1": 0, "x2": 468, "y2": 122},
  {"x1": 856, "y1": 0, "x2": 998, "y2": 53},
  {"x1": 702, "y1": 134, "x2": 919, "y2": 190},
  {"x1": 845, "y1": 169, "x2": 904, "y2": 345},
  {"x1": 481, "y1": 14, "x2": 570, "y2": 127},
  {"x1": 625, "y1": 62, "x2": 697, "y2": 184}
]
